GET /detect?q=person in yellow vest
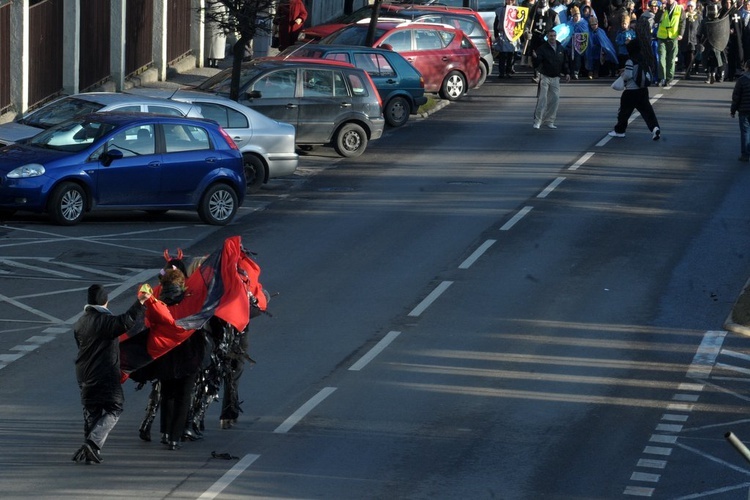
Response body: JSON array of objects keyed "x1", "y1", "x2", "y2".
[{"x1": 655, "y1": 0, "x2": 685, "y2": 85}]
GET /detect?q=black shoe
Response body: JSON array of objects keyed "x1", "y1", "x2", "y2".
[
  {"x1": 72, "y1": 446, "x2": 86, "y2": 463},
  {"x1": 160, "y1": 433, "x2": 169, "y2": 445},
  {"x1": 83, "y1": 443, "x2": 102, "y2": 464},
  {"x1": 139, "y1": 428, "x2": 151, "y2": 442},
  {"x1": 182, "y1": 428, "x2": 203, "y2": 441},
  {"x1": 168, "y1": 441, "x2": 181, "y2": 451}
]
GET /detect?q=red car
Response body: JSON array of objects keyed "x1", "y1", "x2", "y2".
[
  {"x1": 319, "y1": 20, "x2": 482, "y2": 100},
  {"x1": 298, "y1": 4, "x2": 493, "y2": 86}
]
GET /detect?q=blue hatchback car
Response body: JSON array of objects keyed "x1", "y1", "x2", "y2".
[
  {"x1": 0, "y1": 113, "x2": 245, "y2": 225},
  {"x1": 278, "y1": 44, "x2": 428, "y2": 127}
]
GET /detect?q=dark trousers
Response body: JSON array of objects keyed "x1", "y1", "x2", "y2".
[
  {"x1": 739, "y1": 112, "x2": 750, "y2": 158},
  {"x1": 221, "y1": 357, "x2": 244, "y2": 420},
  {"x1": 613, "y1": 87, "x2": 660, "y2": 134},
  {"x1": 160, "y1": 375, "x2": 195, "y2": 441},
  {"x1": 497, "y1": 51, "x2": 514, "y2": 76},
  {"x1": 83, "y1": 401, "x2": 123, "y2": 450}
]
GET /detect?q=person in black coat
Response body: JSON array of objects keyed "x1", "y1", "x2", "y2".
[
  {"x1": 146, "y1": 270, "x2": 206, "y2": 450},
  {"x1": 72, "y1": 284, "x2": 149, "y2": 464},
  {"x1": 731, "y1": 60, "x2": 750, "y2": 161}
]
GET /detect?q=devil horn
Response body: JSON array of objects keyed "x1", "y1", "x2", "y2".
[
  {"x1": 163, "y1": 249, "x2": 171, "y2": 262},
  {"x1": 177, "y1": 248, "x2": 183, "y2": 260}
]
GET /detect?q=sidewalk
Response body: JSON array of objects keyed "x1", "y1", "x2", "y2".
[{"x1": 125, "y1": 55, "x2": 229, "y2": 90}]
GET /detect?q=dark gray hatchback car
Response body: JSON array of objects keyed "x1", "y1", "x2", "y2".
[
  {"x1": 195, "y1": 59, "x2": 385, "y2": 157},
  {"x1": 279, "y1": 44, "x2": 428, "y2": 127}
]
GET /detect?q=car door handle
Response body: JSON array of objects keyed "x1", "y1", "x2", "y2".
[
  {"x1": 148, "y1": 161, "x2": 161, "y2": 168},
  {"x1": 205, "y1": 157, "x2": 218, "y2": 163},
  {"x1": 442, "y1": 56, "x2": 449, "y2": 61},
  {"x1": 386, "y1": 79, "x2": 397, "y2": 84},
  {"x1": 340, "y1": 102, "x2": 352, "y2": 107},
  {"x1": 286, "y1": 104, "x2": 298, "y2": 109},
  {"x1": 232, "y1": 136, "x2": 242, "y2": 141}
]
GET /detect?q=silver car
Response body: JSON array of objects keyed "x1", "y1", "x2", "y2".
[
  {"x1": 127, "y1": 89, "x2": 299, "y2": 193},
  {"x1": 0, "y1": 92, "x2": 201, "y2": 147}
]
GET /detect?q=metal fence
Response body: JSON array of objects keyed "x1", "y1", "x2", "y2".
[{"x1": 28, "y1": 0, "x2": 63, "y2": 108}]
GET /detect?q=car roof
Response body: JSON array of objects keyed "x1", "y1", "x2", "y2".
[
  {"x1": 58, "y1": 92, "x2": 195, "y2": 109},
  {"x1": 281, "y1": 44, "x2": 403, "y2": 57},
  {"x1": 353, "y1": 19, "x2": 458, "y2": 31},
  {"x1": 75, "y1": 112, "x2": 215, "y2": 127},
  {"x1": 239, "y1": 58, "x2": 358, "y2": 71}
]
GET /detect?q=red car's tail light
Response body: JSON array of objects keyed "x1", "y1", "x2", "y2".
[
  {"x1": 218, "y1": 127, "x2": 239, "y2": 150},
  {"x1": 364, "y1": 72, "x2": 383, "y2": 110}
]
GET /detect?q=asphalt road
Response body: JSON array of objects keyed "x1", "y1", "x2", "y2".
[{"x1": 1, "y1": 72, "x2": 750, "y2": 499}]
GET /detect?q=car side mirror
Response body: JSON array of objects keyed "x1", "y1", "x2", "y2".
[
  {"x1": 246, "y1": 90, "x2": 262, "y2": 99},
  {"x1": 101, "y1": 149, "x2": 123, "y2": 167}
]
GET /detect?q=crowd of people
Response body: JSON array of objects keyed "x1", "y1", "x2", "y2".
[
  {"x1": 494, "y1": 0, "x2": 750, "y2": 85},
  {"x1": 72, "y1": 236, "x2": 268, "y2": 463}
]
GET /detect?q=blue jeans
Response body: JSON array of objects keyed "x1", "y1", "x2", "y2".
[{"x1": 739, "y1": 112, "x2": 750, "y2": 158}]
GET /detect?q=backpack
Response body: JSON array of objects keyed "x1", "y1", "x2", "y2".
[{"x1": 634, "y1": 63, "x2": 652, "y2": 88}]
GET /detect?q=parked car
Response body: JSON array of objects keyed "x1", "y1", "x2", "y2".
[
  {"x1": 390, "y1": 0, "x2": 503, "y2": 36},
  {"x1": 299, "y1": 4, "x2": 493, "y2": 87},
  {"x1": 194, "y1": 59, "x2": 385, "y2": 158},
  {"x1": 278, "y1": 44, "x2": 427, "y2": 127},
  {"x1": 319, "y1": 20, "x2": 482, "y2": 100},
  {"x1": 0, "y1": 113, "x2": 245, "y2": 225},
  {"x1": 127, "y1": 89, "x2": 298, "y2": 193},
  {"x1": 388, "y1": 6, "x2": 493, "y2": 86},
  {"x1": 0, "y1": 92, "x2": 201, "y2": 148}
]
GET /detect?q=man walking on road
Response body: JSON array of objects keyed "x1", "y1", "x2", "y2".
[
  {"x1": 72, "y1": 284, "x2": 149, "y2": 464},
  {"x1": 655, "y1": 0, "x2": 684, "y2": 85},
  {"x1": 533, "y1": 28, "x2": 570, "y2": 129}
]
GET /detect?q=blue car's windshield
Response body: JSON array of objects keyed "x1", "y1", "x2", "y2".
[
  {"x1": 28, "y1": 119, "x2": 116, "y2": 153},
  {"x1": 18, "y1": 97, "x2": 105, "y2": 129}
]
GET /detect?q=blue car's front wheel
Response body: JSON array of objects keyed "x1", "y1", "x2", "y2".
[{"x1": 48, "y1": 182, "x2": 86, "y2": 226}]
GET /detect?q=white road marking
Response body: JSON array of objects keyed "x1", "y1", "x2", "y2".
[
  {"x1": 650, "y1": 434, "x2": 678, "y2": 444},
  {"x1": 38, "y1": 258, "x2": 126, "y2": 279},
  {"x1": 720, "y1": 349, "x2": 750, "y2": 362},
  {"x1": 0, "y1": 293, "x2": 63, "y2": 323},
  {"x1": 631, "y1": 472, "x2": 660, "y2": 482},
  {"x1": 637, "y1": 459, "x2": 667, "y2": 469},
  {"x1": 274, "y1": 387, "x2": 337, "y2": 434},
  {"x1": 643, "y1": 446, "x2": 672, "y2": 456},
  {"x1": 656, "y1": 424, "x2": 683, "y2": 433},
  {"x1": 458, "y1": 240, "x2": 495, "y2": 269},
  {"x1": 662, "y1": 414, "x2": 689, "y2": 422},
  {"x1": 0, "y1": 258, "x2": 79, "y2": 278},
  {"x1": 687, "y1": 331, "x2": 726, "y2": 378},
  {"x1": 537, "y1": 176, "x2": 565, "y2": 198},
  {"x1": 500, "y1": 206, "x2": 533, "y2": 231},
  {"x1": 623, "y1": 485, "x2": 654, "y2": 496},
  {"x1": 349, "y1": 331, "x2": 400, "y2": 371},
  {"x1": 408, "y1": 281, "x2": 452, "y2": 317},
  {"x1": 672, "y1": 394, "x2": 700, "y2": 402},
  {"x1": 568, "y1": 152, "x2": 595, "y2": 171},
  {"x1": 197, "y1": 453, "x2": 261, "y2": 500}
]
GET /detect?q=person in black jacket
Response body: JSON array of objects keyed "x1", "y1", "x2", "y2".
[
  {"x1": 731, "y1": 59, "x2": 750, "y2": 161},
  {"x1": 533, "y1": 27, "x2": 570, "y2": 129},
  {"x1": 72, "y1": 284, "x2": 149, "y2": 464}
]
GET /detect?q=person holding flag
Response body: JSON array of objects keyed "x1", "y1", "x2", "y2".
[{"x1": 494, "y1": 0, "x2": 529, "y2": 78}]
